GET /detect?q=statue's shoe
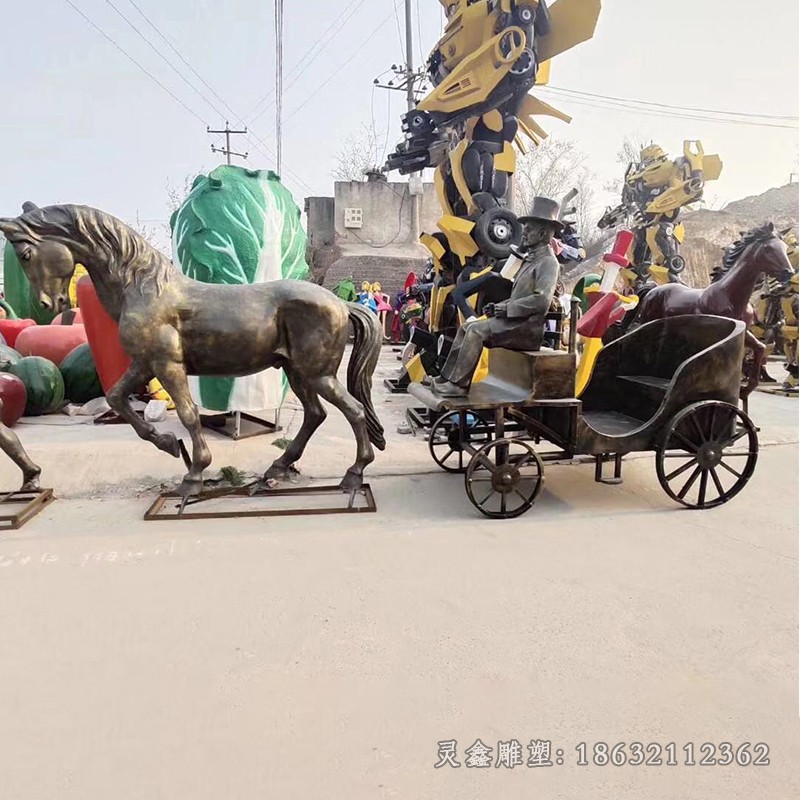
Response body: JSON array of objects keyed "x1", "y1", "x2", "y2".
[{"x1": 432, "y1": 380, "x2": 468, "y2": 397}]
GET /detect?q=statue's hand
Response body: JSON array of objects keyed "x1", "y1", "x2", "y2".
[
  {"x1": 493, "y1": 302, "x2": 508, "y2": 319},
  {"x1": 483, "y1": 303, "x2": 496, "y2": 317}
]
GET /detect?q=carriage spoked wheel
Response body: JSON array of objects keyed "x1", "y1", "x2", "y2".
[
  {"x1": 465, "y1": 437, "x2": 544, "y2": 519},
  {"x1": 656, "y1": 400, "x2": 759, "y2": 509},
  {"x1": 428, "y1": 411, "x2": 492, "y2": 473}
]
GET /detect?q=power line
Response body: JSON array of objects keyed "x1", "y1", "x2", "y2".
[
  {"x1": 284, "y1": 1, "x2": 403, "y2": 126},
  {"x1": 62, "y1": 0, "x2": 208, "y2": 124},
  {"x1": 537, "y1": 87, "x2": 798, "y2": 130},
  {"x1": 245, "y1": 0, "x2": 368, "y2": 125},
  {"x1": 103, "y1": 0, "x2": 221, "y2": 118},
  {"x1": 545, "y1": 85, "x2": 798, "y2": 122},
  {"x1": 63, "y1": 0, "x2": 316, "y2": 198},
  {"x1": 124, "y1": 0, "x2": 242, "y2": 123}
]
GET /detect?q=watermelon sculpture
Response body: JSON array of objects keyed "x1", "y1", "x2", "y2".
[
  {"x1": 0, "y1": 344, "x2": 22, "y2": 371},
  {"x1": 9, "y1": 356, "x2": 65, "y2": 415},
  {"x1": 170, "y1": 165, "x2": 309, "y2": 412},
  {"x1": 60, "y1": 343, "x2": 104, "y2": 404}
]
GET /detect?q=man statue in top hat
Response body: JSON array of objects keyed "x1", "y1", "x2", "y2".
[{"x1": 432, "y1": 196, "x2": 564, "y2": 397}]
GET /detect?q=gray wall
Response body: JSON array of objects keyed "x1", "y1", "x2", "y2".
[{"x1": 333, "y1": 180, "x2": 440, "y2": 247}]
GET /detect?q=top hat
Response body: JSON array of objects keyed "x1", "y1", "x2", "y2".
[{"x1": 518, "y1": 196, "x2": 564, "y2": 232}]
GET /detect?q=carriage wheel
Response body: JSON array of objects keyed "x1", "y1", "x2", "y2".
[
  {"x1": 465, "y1": 437, "x2": 544, "y2": 519},
  {"x1": 656, "y1": 401, "x2": 758, "y2": 509},
  {"x1": 428, "y1": 411, "x2": 492, "y2": 473}
]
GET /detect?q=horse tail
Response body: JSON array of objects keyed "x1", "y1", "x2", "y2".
[{"x1": 346, "y1": 302, "x2": 386, "y2": 451}]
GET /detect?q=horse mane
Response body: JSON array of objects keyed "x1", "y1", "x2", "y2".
[
  {"x1": 11, "y1": 204, "x2": 173, "y2": 297},
  {"x1": 710, "y1": 222, "x2": 776, "y2": 283}
]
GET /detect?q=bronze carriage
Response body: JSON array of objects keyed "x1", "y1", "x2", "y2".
[{"x1": 409, "y1": 314, "x2": 757, "y2": 518}]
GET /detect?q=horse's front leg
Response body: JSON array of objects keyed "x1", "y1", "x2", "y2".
[
  {"x1": 153, "y1": 360, "x2": 212, "y2": 496},
  {"x1": 106, "y1": 362, "x2": 182, "y2": 458}
]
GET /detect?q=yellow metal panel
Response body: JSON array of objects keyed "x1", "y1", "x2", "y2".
[
  {"x1": 674, "y1": 222, "x2": 685, "y2": 244},
  {"x1": 472, "y1": 348, "x2": 490, "y2": 384},
  {"x1": 521, "y1": 94, "x2": 572, "y2": 124},
  {"x1": 406, "y1": 354, "x2": 427, "y2": 383},
  {"x1": 534, "y1": 59, "x2": 551, "y2": 86},
  {"x1": 537, "y1": 0, "x2": 602, "y2": 62},
  {"x1": 439, "y1": 214, "x2": 479, "y2": 260},
  {"x1": 434, "y1": 167, "x2": 453, "y2": 216},
  {"x1": 483, "y1": 109, "x2": 504, "y2": 131},
  {"x1": 420, "y1": 232, "x2": 446, "y2": 262},
  {"x1": 450, "y1": 140, "x2": 475, "y2": 213},
  {"x1": 418, "y1": 29, "x2": 523, "y2": 114},
  {"x1": 702, "y1": 154, "x2": 723, "y2": 181},
  {"x1": 495, "y1": 141, "x2": 516, "y2": 173},
  {"x1": 430, "y1": 283, "x2": 455, "y2": 331}
]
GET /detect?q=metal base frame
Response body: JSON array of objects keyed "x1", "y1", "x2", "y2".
[
  {"x1": 594, "y1": 453, "x2": 624, "y2": 485},
  {"x1": 0, "y1": 489, "x2": 55, "y2": 530},
  {"x1": 383, "y1": 376, "x2": 410, "y2": 394},
  {"x1": 200, "y1": 411, "x2": 281, "y2": 440},
  {"x1": 144, "y1": 483, "x2": 377, "y2": 521}
]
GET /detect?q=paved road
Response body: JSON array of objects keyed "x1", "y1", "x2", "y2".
[{"x1": 0, "y1": 439, "x2": 796, "y2": 799}]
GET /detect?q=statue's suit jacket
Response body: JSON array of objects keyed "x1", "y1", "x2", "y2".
[{"x1": 484, "y1": 242, "x2": 561, "y2": 350}]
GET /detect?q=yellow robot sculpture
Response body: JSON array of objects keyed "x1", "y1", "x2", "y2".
[
  {"x1": 598, "y1": 140, "x2": 723, "y2": 286},
  {"x1": 384, "y1": 0, "x2": 601, "y2": 381}
]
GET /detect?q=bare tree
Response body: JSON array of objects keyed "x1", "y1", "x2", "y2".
[
  {"x1": 513, "y1": 139, "x2": 601, "y2": 245},
  {"x1": 332, "y1": 124, "x2": 382, "y2": 181},
  {"x1": 602, "y1": 136, "x2": 652, "y2": 194}
]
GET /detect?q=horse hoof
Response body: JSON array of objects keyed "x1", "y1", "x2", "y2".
[
  {"x1": 155, "y1": 433, "x2": 181, "y2": 459},
  {"x1": 339, "y1": 470, "x2": 363, "y2": 492},
  {"x1": 264, "y1": 464, "x2": 299, "y2": 482},
  {"x1": 176, "y1": 477, "x2": 203, "y2": 497},
  {"x1": 20, "y1": 477, "x2": 41, "y2": 492}
]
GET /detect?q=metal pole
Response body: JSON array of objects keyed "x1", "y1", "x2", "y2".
[
  {"x1": 225, "y1": 124, "x2": 231, "y2": 166},
  {"x1": 405, "y1": 0, "x2": 420, "y2": 243}
]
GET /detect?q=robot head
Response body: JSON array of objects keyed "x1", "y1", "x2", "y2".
[{"x1": 640, "y1": 144, "x2": 666, "y2": 163}]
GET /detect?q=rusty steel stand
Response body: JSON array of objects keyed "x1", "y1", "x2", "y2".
[{"x1": 0, "y1": 489, "x2": 55, "y2": 530}]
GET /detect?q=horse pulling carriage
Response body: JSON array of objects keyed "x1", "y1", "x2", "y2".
[{"x1": 410, "y1": 312, "x2": 758, "y2": 519}]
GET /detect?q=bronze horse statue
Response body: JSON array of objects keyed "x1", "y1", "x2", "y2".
[
  {"x1": 0, "y1": 204, "x2": 386, "y2": 496},
  {"x1": 632, "y1": 222, "x2": 795, "y2": 395},
  {"x1": 0, "y1": 403, "x2": 41, "y2": 491}
]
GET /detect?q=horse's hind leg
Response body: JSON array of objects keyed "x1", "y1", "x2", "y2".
[
  {"x1": 311, "y1": 375, "x2": 374, "y2": 492},
  {"x1": 0, "y1": 401, "x2": 41, "y2": 490},
  {"x1": 265, "y1": 368, "x2": 326, "y2": 481},
  {"x1": 153, "y1": 361, "x2": 212, "y2": 497},
  {"x1": 106, "y1": 362, "x2": 182, "y2": 458}
]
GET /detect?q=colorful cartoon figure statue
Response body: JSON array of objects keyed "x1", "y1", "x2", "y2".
[
  {"x1": 170, "y1": 165, "x2": 309, "y2": 413},
  {"x1": 384, "y1": 0, "x2": 601, "y2": 382},
  {"x1": 598, "y1": 141, "x2": 723, "y2": 284}
]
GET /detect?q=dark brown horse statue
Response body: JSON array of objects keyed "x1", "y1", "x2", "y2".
[
  {"x1": 633, "y1": 222, "x2": 795, "y2": 396},
  {"x1": 0, "y1": 204, "x2": 386, "y2": 497}
]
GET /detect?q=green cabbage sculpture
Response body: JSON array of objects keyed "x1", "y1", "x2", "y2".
[{"x1": 170, "y1": 165, "x2": 309, "y2": 411}]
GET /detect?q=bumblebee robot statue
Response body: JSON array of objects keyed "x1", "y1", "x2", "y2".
[
  {"x1": 598, "y1": 140, "x2": 723, "y2": 285},
  {"x1": 384, "y1": 0, "x2": 601, "y2": 384}
]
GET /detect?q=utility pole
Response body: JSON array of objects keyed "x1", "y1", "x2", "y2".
[
  {"x1": 207, "y1": 122, "x2": 249, "y2": 164},
  {"x1": 375, "y1": 2, "x2": 428, "y2": 244},
  {"x1": 405, "y1": 0, "x2": 420, "y2": 242}
]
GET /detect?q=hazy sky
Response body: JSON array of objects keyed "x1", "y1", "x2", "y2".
[{"x1": 1, "y1": 0, "x2": 797, "y2": 232}]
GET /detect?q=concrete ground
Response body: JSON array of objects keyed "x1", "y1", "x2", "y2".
[{"x1": 0, "y1": 347, "x2": 797, "y2": 799}]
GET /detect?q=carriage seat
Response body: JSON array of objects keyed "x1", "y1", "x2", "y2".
[{"x1": 408, "y1": 347, "x2": 577, "y2": 412}]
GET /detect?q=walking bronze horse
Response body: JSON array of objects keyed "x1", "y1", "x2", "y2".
[
  {"x1": 632, "y1": 222, "x2": 795, "y2": 395},
  {"x1": 0, "y1": 204, "x2": 386, "y2": 496}
]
